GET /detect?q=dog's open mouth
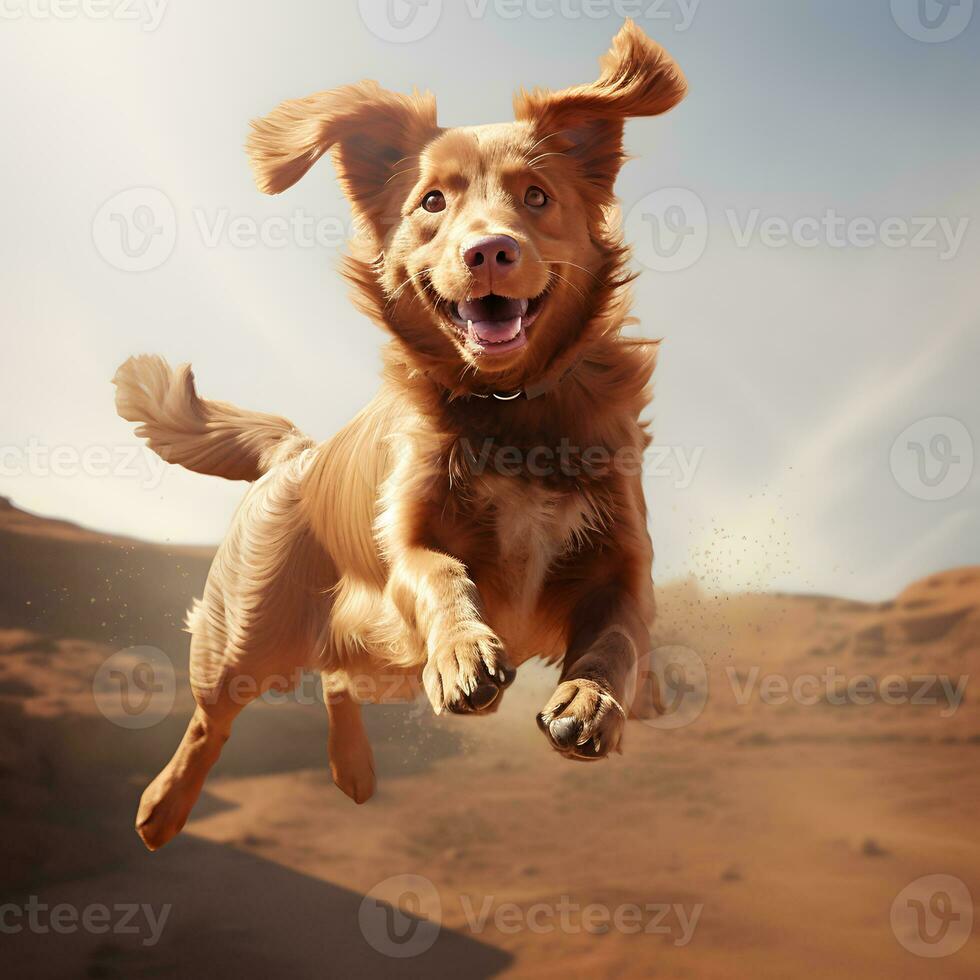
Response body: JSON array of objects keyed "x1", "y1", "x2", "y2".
[{"x1": 448, "y1": 292, "x2": 547, "y2": 356}]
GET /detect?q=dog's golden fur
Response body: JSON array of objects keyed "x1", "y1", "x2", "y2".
[{"x1": 114, "y1": 20, "x2": 686, "y2": 850}]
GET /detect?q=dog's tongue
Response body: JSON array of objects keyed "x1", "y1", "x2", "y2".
[{"x1": 459, "y1": 295, "x2": 528, "y2": 345}]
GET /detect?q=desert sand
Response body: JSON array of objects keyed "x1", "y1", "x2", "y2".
[{"x1": 0, "y1": 494, "x2": 977, "y2": 978}]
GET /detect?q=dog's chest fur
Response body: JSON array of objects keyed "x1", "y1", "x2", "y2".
[{"x1": 467, "y1": 473, "x2": 595, "y2": 660}]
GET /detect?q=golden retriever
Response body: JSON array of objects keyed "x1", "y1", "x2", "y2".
[{"x1": 114, "y1": 20, "x2": 686, "y2": 850}]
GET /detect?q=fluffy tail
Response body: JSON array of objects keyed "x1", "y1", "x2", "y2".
[{"x1": 113, "y1": 355, "x2": 314, "y2": 481}]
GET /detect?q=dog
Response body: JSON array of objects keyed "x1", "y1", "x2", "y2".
[{"x1": 114, "y1": 20, "x2": 686, "y2": 851}]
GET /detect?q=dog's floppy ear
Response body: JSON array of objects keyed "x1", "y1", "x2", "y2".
[
  {"x1": 513, "y1": 20, "x2": 686, "y2": 202},
  {"x1": 247, "y1": 80, "x2": 439, "y2": 234}
]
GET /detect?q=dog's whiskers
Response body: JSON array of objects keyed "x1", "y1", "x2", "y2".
[
  {"x1": 536, "y1": 259, "x2": 605, "y2": 286},
  {"x1": 525, "y1": 130, "x2": 564, "y2": 156},
  {"x1": 527, "y1": 151, "x2": 566, "y2": 170},
  {"x1": 385, "y1": 269, "x2": 433, "y2": 310},
  {"x1": 544, "y1": 269, "x2": 587, "y2": 304},
  {"x1": 384, "y1": 166, "x2": 419, "y2": 186}
]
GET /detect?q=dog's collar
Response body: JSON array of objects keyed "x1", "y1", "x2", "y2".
[
  {"x1": 468, "y1": 388, "x2": 524, "y2": 401},
  {"x1": 449, "y1": 353, "x2": 585, "y2": 403}
]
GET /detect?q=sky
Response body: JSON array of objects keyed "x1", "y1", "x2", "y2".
[{"x1": 1, "y1": 0, "x2": 978, "y2": 600}]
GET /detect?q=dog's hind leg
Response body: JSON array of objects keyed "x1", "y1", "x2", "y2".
[
  {"x1": 325, "y1": 683, "x2": 376, "y2": 804},
  {"x1": 135, "y1": 436, "x2": 330, "y2": 849},
  {"x1": 135, "y1": 681, "x2": 252, "y2": 851}
]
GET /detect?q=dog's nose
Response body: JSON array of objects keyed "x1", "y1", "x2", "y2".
[{"x1": 462, "y1": 235, "x2": 521, "y2": 275}]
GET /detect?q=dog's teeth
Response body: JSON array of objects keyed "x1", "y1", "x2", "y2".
[
  {"x1": 467, "y1": 319, "x2": 473, "y2": 331},
  {"x1": 516, "y1": 316, "x2": 522, "y2": 335}
]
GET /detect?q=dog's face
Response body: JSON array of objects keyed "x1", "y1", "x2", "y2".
[
  {"x1": 381, "y1": 120, "x2": 597, "y2": 369},
  {"x1": 248, "y1": 20, "x2": 685, "y2": 382}
]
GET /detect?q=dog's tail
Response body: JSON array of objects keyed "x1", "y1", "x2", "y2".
[{"x1": 113, "y1": 355, "x2": 314, "y2": 482}]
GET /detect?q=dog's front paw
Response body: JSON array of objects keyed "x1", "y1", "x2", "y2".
[
  {"x1": 537, "y1": 678, "x2": 626, "y2": 761},
  {"x1": 423, "y1": 629, "x2": 515, "y2": 715}
]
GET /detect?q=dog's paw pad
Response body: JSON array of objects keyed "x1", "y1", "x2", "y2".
[
  {"x1": 423, "y1": 633, "x2": 515, "y2": 715},
  {"x1": 537, "y1": 678, "x2": 625, "y2": 761}
]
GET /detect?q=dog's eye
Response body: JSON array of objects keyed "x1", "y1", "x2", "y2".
[
  {"x1": 524, "y1": 186, "x2": 548, "y2": 208},
  {"x1": 421, "y1": 191, "x2": 446, "y2": 213}
]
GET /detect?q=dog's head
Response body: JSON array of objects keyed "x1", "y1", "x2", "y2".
[{"x1": 248, "y1": 21, "x2": 685, "y2": 390}]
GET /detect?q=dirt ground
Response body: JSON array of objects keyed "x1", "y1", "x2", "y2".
[{"x1": 1, "y1": 496, "x2": 977, "y2": 978}]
